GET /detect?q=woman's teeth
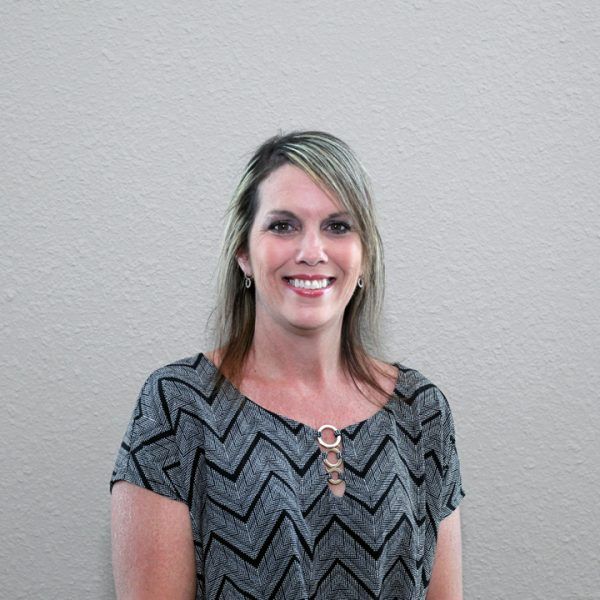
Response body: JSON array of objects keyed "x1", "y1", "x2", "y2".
[{"x1": 287, "y1": 278, "x2": 332, "y2": 290}]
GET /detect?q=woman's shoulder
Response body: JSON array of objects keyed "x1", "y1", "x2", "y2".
[
  {"x1": 386, "y1": 359, "x2": 451, "y2": 412},
  {"x1": 139, "y1": 352, "x2": 218, "y2": 393},
  {"x1": 369, "y1": 356, "x2": 434, "y2": 394},
  {"x1": 131, "y1": 353, "x2": 226, "y2": 426}
]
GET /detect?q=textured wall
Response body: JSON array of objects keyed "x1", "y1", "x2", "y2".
[{"x1": 1, "y1": 2, "x2": 598, "y2": 598}]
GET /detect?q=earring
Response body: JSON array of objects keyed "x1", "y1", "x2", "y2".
[
  {"x1": 357, "y1": 276, "x2": 364, "y2": 289},
  {"x1": 244, "y1": 274, "x2": 252, "y2": 288}
]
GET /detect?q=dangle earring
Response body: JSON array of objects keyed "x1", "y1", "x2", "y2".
[
  {"x1": 357, "y1": 276, "x2": 364, "y2": 289},
  {"x1": 244, "y1": 274, "x2": 252, "y2": 288}
]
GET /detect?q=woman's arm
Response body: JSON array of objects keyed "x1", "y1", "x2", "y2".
[
  {"x1": 426, "y1": 506, "x2": 463, "y2": 600},
  {"x1": 111, "y1": 481, "x2": 196, "y2": 600}
]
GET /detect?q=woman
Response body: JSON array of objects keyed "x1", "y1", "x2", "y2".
[{"x1": 110, "y1": 131, "x2": 465, "y2": 599}]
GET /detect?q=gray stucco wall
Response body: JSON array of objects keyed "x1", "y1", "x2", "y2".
[{"x1": 1, "y1": 2, "x2": 598, "y2": 598}]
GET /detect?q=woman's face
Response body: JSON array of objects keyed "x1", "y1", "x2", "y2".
[{"x1": 237, "y1": 163, "x2": 363, "y2": 335}]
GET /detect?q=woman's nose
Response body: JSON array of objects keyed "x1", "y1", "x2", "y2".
[{"x1": 295, "y1": 230, "x2": 328, "y2": 266}]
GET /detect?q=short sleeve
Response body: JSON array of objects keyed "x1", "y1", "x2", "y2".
[
  {"x1": 110, "y1": 370, "x2": 187, "y2": 504},
  {"x1": 438, "y1": 393, "x2": 466, "y2": 520}
]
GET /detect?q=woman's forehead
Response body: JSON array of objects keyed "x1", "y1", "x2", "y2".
[{"x1": 257, "y1": 163, "x2": 344, "y2": 215}]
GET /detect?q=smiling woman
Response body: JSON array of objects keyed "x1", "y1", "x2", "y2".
[
  {"x1": 110, "y1": 131, "x2": 466, "y2": 599},
  {"x1": 236, "y1": 163, "x2": 364, "y2": 338},
  {"x1": 212, "y1": 131, "x2": 388, "y2": 396}
]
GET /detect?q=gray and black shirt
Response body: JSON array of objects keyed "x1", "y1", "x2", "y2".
[{"x1": 111, "y1": 353, "x2": 465, "y2": 599}]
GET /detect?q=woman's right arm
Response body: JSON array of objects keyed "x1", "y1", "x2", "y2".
[{"x1": 111, "y1": 481, "x2": 196, "y2": 600}]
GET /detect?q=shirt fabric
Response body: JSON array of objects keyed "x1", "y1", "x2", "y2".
[{"x1": 110, "y1": 353, "x2": 465, "y2": 599}]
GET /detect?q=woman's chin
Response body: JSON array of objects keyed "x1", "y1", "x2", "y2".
[{"x1": 283, "y1": 314, "x2": 339, "y2": 334}]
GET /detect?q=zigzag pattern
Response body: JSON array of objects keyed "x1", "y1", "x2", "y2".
[{"x1": 111, "y1": 354, "x2": 465, "y2": 599}]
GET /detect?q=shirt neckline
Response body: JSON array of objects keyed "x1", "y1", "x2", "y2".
[{"x1": 198, "y1": 352, "x2": 403, "y2": 435}]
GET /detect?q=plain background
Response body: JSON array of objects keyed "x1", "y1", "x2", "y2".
[{"x1": 1, "y1": 2, "x2": 599, "y2": 599}]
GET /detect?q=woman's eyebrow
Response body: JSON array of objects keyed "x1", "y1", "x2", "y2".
[
  {"x1": 265, "y1": 210, "x2": 352, "y2": 219},
  {"x1": 326, "y1": 211, "x2": 352, "y2": 220},
  {"x1": 265, "y1": 210, "x2": 297, "y2": 219}
]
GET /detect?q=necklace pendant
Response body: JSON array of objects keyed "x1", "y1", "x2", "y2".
[{"x1": 316, "y1": 424, "x2": 345, "y2": 486}]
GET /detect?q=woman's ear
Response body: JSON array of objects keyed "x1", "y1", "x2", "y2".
[{"x1": 236, "y1": 249, "x2": 251, "y2": 277}]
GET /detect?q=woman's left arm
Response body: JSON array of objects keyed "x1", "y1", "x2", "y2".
[{"x1": 426, "y1": 507, "x2": 463, "y2": 600}]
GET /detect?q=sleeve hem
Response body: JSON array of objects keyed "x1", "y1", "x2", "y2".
[
  {"x1": 109, "y1": 473, "x2": 189, "y2": 506},
  {"x1": 439, "y1": 486, "x2": 466, "y2": 521}
]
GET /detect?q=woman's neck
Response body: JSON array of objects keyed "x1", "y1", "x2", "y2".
[{"x1": 244, "y1": 319, "x2": 346, "y2": 388}]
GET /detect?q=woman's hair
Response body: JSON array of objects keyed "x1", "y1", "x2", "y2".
[{"x1": 212, "y1": 130, "x2": 389, "y2": 400}]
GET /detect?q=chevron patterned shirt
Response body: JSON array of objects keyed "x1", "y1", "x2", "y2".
[{"x1": 110, "y1": 353, "x2": 465, "y2": 599}]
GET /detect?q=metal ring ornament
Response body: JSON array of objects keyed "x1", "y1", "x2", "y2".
[
  {"x1": 322, "y1": 449, "x2": 343, "y2": 468},
  {"x1": 326, "y1": 467, "x2": 345, "y2": 484},
  {"x1": 316, "y1": 424, "x2": 342, "y2": 449}
]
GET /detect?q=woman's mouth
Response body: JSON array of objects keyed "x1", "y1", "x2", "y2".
[{"x1": 283, "y1": 277, "x2": 335, "y2": 296}]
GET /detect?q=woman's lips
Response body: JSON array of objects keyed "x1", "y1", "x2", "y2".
[{"x1": 283, "y1": 277, "x2": 335, "y2": 296}]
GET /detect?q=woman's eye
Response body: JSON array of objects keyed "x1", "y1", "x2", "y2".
[
  {"x1": 327, "y1": 221, "x2": 351, "y2": 234},
  {"x1": 269, "y1": 221, "x2": 294, "y2": 233}
]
